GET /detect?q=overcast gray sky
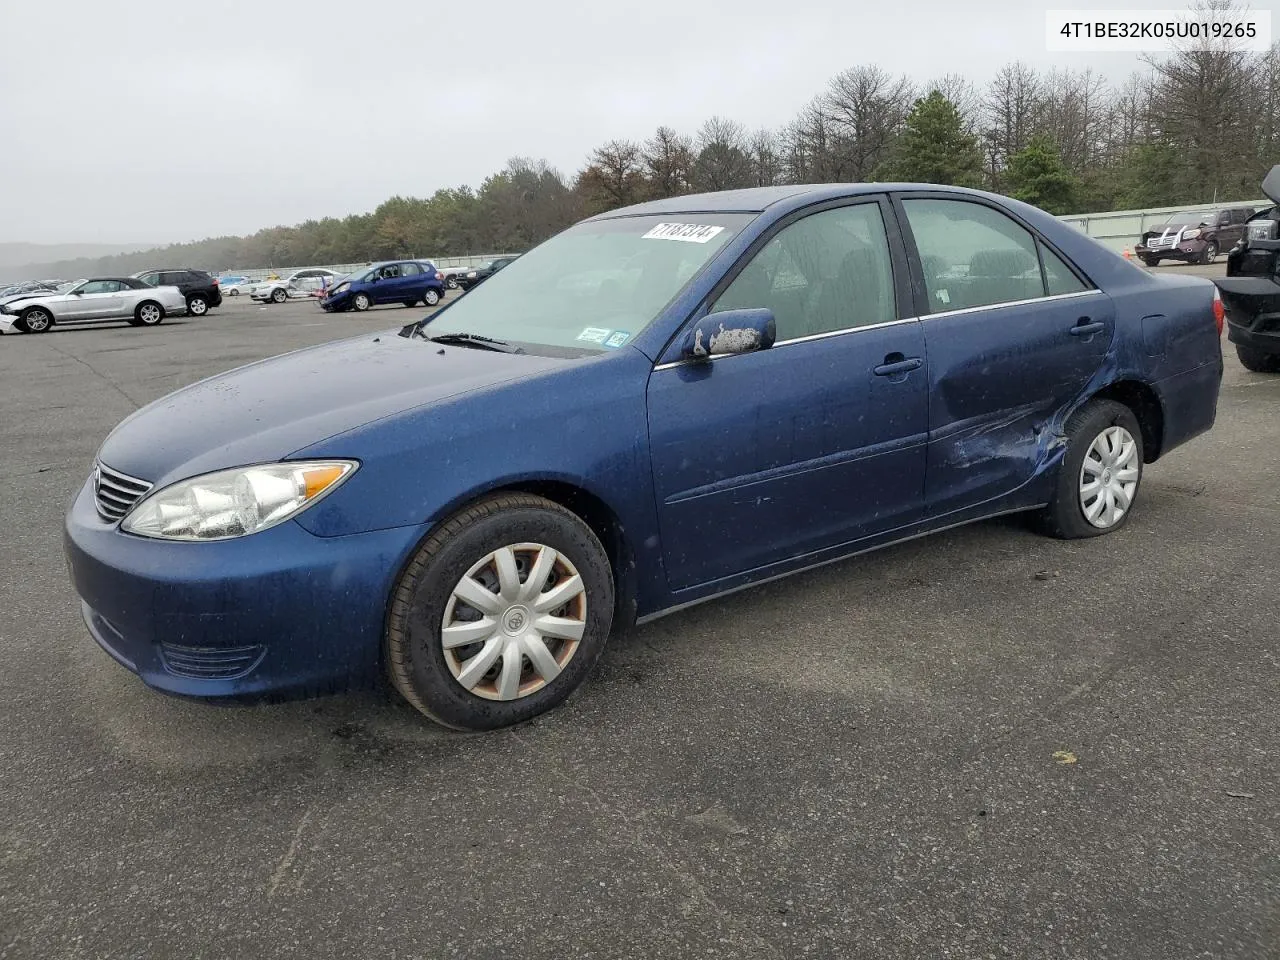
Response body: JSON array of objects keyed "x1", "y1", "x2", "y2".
[{"x1": 0, "y1": 0, "x2": 1159, "y2": 245}]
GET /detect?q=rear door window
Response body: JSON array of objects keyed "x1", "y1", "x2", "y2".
[
  {"x1": 902, "y1": 198, "x2": 1076, "y2": 312},
  {"x1": 400, "y1": 262, "x2": 422, "y2": 277}
]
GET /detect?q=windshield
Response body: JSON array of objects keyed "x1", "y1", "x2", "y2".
[
  {"x1": 1167, "y1": 211, "x2": 1211, "y2": 224},
  {"x1": 419, "y1": 213, "x2": 752, "y2": 353}
]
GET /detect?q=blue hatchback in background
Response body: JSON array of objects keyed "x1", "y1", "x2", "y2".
[
  {"x1": 64, "y1": 182, "x2": 1224, "y2": 732},
  {"x1": 321, "y1": 260, "x2": 446, "y2": 312}
]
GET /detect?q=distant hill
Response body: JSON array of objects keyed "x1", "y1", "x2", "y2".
[{"x1": 0, "y1": 242, "x2": 158, "y2": 279}]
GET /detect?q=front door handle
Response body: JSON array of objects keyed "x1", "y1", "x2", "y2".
[
  {"x1": 873, "y1": 355, "x2": 923, "y2": 377},
  {"x1": 1070, "y1": 318, "x2": 1106, "y2": 337}
]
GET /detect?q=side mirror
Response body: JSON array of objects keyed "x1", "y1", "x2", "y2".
[
  {"x1": 1263, "y1": 164, "x2": 1280, "y2": 205},
  {"x1": 679, "y1": 308, "x2": 777, "y2": 363}
]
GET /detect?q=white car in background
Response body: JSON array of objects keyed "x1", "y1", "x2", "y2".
[
  {"x1": 218, "y1": 275, "x2": 256, "y2": 296},
  {"x1": 250, "y1": 269, "x2": 343, "y2": 304},
  {"x1": 0, "y1": 277, "x2": 187, "y2": 334}
]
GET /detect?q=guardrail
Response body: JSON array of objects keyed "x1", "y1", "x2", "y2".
[{"x1": 1057, "y1": 201, "x2": 1270, "y2": 253}]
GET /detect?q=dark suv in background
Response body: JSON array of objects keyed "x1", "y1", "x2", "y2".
[
  {"x1": 1136, "y1": 206, "x2": 1256, "y2": 266},
  {"x1": 132, "y1": 268, "x2": 222, "y2": 316}
]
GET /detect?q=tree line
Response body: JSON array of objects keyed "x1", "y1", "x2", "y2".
[{"x1": 27, "y1": 33, "x2": 1280, "y2": 280}]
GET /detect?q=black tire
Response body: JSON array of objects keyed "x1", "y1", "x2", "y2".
[
  {"x1": 1236, "y1": 344, "x2": 1280, "y2": 373},
  {"x1": 229, "y1": 288, "x2": 240, "y2": 296},
  {"x1": 187, "y1": 295, "x2": 209, "y2": 316},
  {"x1": 402, "y1": 300, "x2": 418, "y2": 308},
  {"x1": 352, "y1": 292, "x2": 371, "y2": 312},
  {"x1": 1038, "y1": 399, "x2": 1144, "y2": 539},
  {"x1": 133, "y1": 301, "x2": 164, "y2": 327},
  {"x1": 1141, "y1": 255, "x2": 1160, "y2": 268},
  {"x1": 270, "y1": 288, "x2": 288, "y2": 304},
  {"x1": 423, "y1": 288, "x2": 441, "y2": 306},
  {"x1": 446, "y1": 276, "x2": 459, "y2": 290},
  {"x1": 1201, "y1": 239, "x2": 1219, "y2": 264},
  {"x1": 386, "y1": 493, "x2": 615, "y2": 731},
  {"x1": 20, "y1": 307, "x2": 52, "y2": 334}
]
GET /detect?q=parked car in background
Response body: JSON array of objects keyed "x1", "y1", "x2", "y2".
[
  {"x1": 1136, "y1": 206, "x2": 1256, "y2": 266},
  {"x1": 455, "y1": 256, "x2": 520, "y2": 290},
  {"x1": 0, "y1": 277, "x2": 186, "y2": 334},
  {"x1": 218, "y1": 275, "x2": 254, "y2": 296},
  {"x1": 65, "y1": 183, "x2": 1223, "y2": 731},
  {"x1": 250, "y1": 269, "x2": 343, "y2": 304},
  {"x1": 320, "y1": 260, "x2": 445, "y2": 312},
  {"x1": 133, "y1": 268, "x2": 222, "y2": 316},
  {"x1": 436, "y1": 265, "x2": 470, "y2": 289},
  {"x1": 1216, "y1": 166, "x2": 1280, "y2": 373}
]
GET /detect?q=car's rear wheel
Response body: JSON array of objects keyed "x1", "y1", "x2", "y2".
[
  {"x1": 132, "y1": 301, "x2": 164, "y2": 327},
  {"x1": 385, "y1": 493, "x2": 615, "y2": 730},
  {"x1": 352, "y1": 293, "x2": 371, "y2": 312},
  {"x1": 270, "y1": 288, "x2": 288, "y2": 304},
  {"x1": 423, "y1": 288, "x2": 441, "y2": 306},
  {"x1": 1141, "y1": 255, "x2": 1160, "y2": 268},
  {"x1": 446, "y1": 276, "x2": 459, "y2": 290},
  {"x1": 187, "y1": 295, "x2": 209, "y2": 316},
  {"x1": 229, "y1": 288, "x2": 239, "y2": 296},
  {"x1": 1201, "y1": 239, "x2": 1219, "y2": 264},
  {"x1": 1038, "y1": 399, "x2": 1143, "y2": 539},
  {"x1": 1236, "y1": 344, "x2": 1280, "y2": 373},
  {"x1": 20, "y1": 308, "x2": 52, "y2": 333}
]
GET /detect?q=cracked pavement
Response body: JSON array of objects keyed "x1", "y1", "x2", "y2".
[{"x1": 0, "y1": 279, "x2": 1277, "y2": 959}]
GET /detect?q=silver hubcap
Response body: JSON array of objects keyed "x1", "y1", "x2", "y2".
[
  {"x1": 190, "y1": 299, "x2": 207, "y2": 314},
  {"x1": 426, "y1": 291, "x2": 438, "y2": 304},
  {"x1": 441, "y1": 543, "x2": 587, "y2": 702},
  {"x1": 140, "y1": 305, "x2": 160, "y2": 323},
  {"x1": 1080, "y1": 425, "x2": 1139, "y2": 528},
  {"x1": 26, "y1": 311, "x2": 49, "y2": 330},
  {"x1": 355, "y1": 295, "x2": 368, "y2": 310}
]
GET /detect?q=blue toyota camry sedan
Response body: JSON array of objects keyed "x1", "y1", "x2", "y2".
[{"x1": 65, "y1": 184, "x2": 1224, "y2": 730}]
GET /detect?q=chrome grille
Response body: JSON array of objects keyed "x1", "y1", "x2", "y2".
[
  {"x1": 1147, "y1": 230, "x2": 1180, "y2": 250},
  {"x1": 94, "y1": 462, "x2": 152, "y2": 523}
]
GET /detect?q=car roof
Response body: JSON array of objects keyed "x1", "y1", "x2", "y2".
[{"x1": 588, "y1": 182, "x2": 998, "y2": 220}]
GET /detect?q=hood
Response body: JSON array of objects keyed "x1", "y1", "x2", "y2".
[
  {"x1": 1148, "y1": 219, "x2": 1207, "y2": 234},
  {"x1": 1263, "y1": 164, "x2": 1280, "y2": 205},
  {"x1": 1, "y1": 291, "x2": 64, "y2": 309},
  {"x1": 97, "y1": 332, "x2": 571, "y2": 485}
]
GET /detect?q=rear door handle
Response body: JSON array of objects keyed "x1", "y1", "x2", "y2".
[
  {"x1": 1070, "y1": 318, "x2": 1105, "y2": 336},
  {"x1": 873, "y1": 356, "x2": 923, "y2": 377}
]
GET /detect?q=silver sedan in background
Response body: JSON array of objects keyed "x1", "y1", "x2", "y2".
[{"x1": 0, "y1": 277, "x2": 187, "y2": 334}]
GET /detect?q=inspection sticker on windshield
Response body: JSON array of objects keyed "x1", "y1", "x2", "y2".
[
  {"x1": 603, "y1": 331, "x2": 631, "y2": 348},
  {"x1": 577, "y1": 327, "x2": 612, "y2": 343},
  {"x1": 642, "y1": 222, "x2": 725, "y2": 243}
]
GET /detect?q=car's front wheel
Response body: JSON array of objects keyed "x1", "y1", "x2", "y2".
[
  {"x1": 1039, "y1": 399, "x2": 1143, "y2": 539},
  {"x1": 1201, "y1": 239, "x2": 1219, "y2": 264},
  {"x1": 19, "y1": 307, "x2": 52, "y2": 333},
  {"x1": 386, "y1": 493, "x2": 615, "y2": 730},
  {"x1": 187, "y1": 295, "x2": 209, "y2": 316},
  {"x1": 1236, "y1": 344, "x2": 1280, "y2": 373},
  {"x1": 352, "y1": 293, "x2": 371, "y2": 312},
  {"x1": 1141, "y1": 255, "x2": 1160, "y2": 268},
  {"x1": 270, "y1": 288, "x2": 288, "y2": 304}
]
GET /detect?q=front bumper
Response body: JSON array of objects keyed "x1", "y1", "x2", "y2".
[
  {"x1": 1136, "y1": 238, "x2": 1208, "y2": 261},
  {"x1": 1219, "y1": 276, "x2": 1280, "y2": 353},
  {"x1": 63, "y1": 477, "x2": 427, "y2": 699},
  {"x1": 0, "y1": 315, "x2": 17, "y2": 334},
  {"x1": 319, "y1": 291, "x2": 353, "y2": 311}
]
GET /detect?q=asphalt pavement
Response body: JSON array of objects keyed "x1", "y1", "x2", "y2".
[{"x1": 0, "y1": 266, "x2": 1277, "y2": 959}]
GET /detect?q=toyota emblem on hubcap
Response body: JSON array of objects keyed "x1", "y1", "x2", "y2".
[{"x1": 503, "y1": 608, "x2": 528, "y2": 634}]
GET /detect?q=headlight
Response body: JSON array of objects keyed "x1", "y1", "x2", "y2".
[
  {"x1": 1182, "y1": 228, "x2": 1202, "y2": 240},
  {"x1": 466, "y1": 271, "x2": 478, "y2": 278},
  {"x1": 329, "y1": 282, "x2": 350, "y2": 295},
  {"x1": 121, "y1": 460, "x2": 357, "y2": 541}
]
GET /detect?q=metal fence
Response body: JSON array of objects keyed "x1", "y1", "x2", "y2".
[
  {"x1": 1057, "y1": 200, "x2": 1270, "y2": 253},
  {"x1": 224, "y1": 254, "x2": 518, "y2": 283}
]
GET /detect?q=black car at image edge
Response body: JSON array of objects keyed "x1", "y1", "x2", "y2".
[{"x1": 132, "y1": 268, "x2": 222, "y2": 316}]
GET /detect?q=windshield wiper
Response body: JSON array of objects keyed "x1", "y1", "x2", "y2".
[{"x1": 425, "y1": 332, "x2": 523, "y2": 353}]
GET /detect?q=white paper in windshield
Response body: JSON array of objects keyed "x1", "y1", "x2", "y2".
[{"x1": 642, "y1": 223, "x2": 726, "y2": 243}]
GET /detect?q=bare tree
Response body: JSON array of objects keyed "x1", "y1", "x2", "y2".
[
  {"x1": 693, "y1": 116, "x2": 754, "y2": 190},
  {"x1": 748, "y1": 127, "x2": 785, "y2": 186},
  {"x1": 820, "y1": 65, "x2": 915, "y2": 180},
  {"x1": 640, "y1": 126, "x2": 695, "y2": 198},
  {"x1": 780, "y1": 97, "x2": 856, "y2": 183},
  {"x1": 578, "y1": 139, "x2": 646, "y2": 213},
  {"x1": 983, "y1": 62, "x2": 1044, "y2": 187}
]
